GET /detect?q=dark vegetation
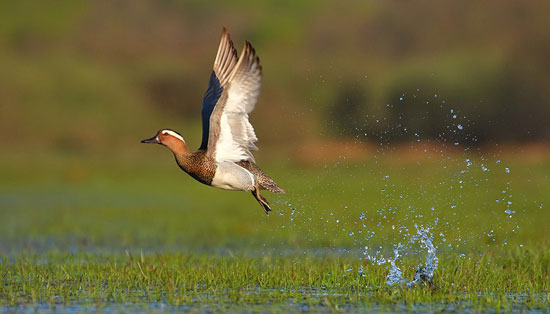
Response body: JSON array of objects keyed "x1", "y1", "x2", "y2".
[{"x1": 1, "y1": 0, "x2": 550, "y2": 160}]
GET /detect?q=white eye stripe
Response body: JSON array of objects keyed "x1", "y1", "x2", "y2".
[{"x1": 161, "y1": 130, "x2": 185, "y2": 142}]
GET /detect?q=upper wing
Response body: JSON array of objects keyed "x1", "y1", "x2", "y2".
[
  {"x1": 207, "y1": 41, "x2": 262, "y2": 162},
  {"x1": 199, "y1": 28, "x2": 238, "y2": 150}
]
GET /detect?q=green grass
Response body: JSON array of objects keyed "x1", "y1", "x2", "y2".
[
  {"x1": 1, "y1": 250, "x2": 549, "y2": 311},
  {"x1": 1, "y1": 154, "x2": 550, "y2": 311}
]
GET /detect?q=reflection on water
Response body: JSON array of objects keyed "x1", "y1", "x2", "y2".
[{"x1": 3, "y1": 292, "x2": 548, "y2": 313}]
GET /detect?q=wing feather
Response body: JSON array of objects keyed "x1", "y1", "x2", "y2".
[
  {"x1": 208, "y1": 41, "x2": 262, "y2": 162},
  {"x1": 199, "y1": 28, "x2": 238, "y2": 150}
]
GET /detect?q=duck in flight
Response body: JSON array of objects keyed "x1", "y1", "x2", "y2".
[{"x1": 141, "y1": 28, "x2": 285, "y2": 213}]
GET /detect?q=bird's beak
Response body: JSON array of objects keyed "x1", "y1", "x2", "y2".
[{"x1": 141, "y1": 136, "x2": 160, "y2": 144}]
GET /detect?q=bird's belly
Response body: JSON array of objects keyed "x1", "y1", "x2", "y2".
[{"x1": 211, "y1": 162, "x2": 255, "y2": 191}]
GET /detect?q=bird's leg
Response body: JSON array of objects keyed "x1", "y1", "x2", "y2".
[{"x1": 251, "y1": 185, "x2": 271, "y2": 214}]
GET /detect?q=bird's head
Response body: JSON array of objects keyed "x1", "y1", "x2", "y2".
[{"x1": 141, "y1": 129, "x2": 188, "y2": 153}]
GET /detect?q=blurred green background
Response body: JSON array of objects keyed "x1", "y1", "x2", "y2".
[{"x1": 1, "y1": 0, "x2": 549, "y2": 252}]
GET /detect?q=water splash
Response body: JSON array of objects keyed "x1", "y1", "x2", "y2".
[
  {"x1": 386, "y1": 224, "x2": 438, "y2": 287},
  {"x1": 386, "y1": 244, "x2": 407, "y2": 286},
  {"x1": 270, "y1": 91, "x2": 538, "y2": 291}
]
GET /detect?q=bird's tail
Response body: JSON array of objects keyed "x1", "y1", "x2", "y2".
[
  {"x1": 256, "y1": 172, "x2": 285, "y2": 194},
  {"x1": 236, "y1": 161, "x2": 286, "y2": 194},
  {"x1": 252, "y1": 187, "x2": 271, "y2": 214},
  {"x1": 260, "y1": 178, "x2": 286, "y2": 194}
]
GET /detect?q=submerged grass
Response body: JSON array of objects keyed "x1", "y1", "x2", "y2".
[{"x1": 1, "y1": 249, "x2": 549, "y2": 311}]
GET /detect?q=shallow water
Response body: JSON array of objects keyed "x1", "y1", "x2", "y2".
[{"x1": 3, "y1": 292, "x2": 549, "y2": 313}]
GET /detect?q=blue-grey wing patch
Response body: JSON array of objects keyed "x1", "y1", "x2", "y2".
[
  {"x1": 198, "y1": 28, "x2": 238, "y2": 150},
  {"x1": 200, "y1": 71, "x2": 222, "y2": 150}
]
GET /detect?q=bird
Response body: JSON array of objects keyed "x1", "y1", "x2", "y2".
[{"x1": 141, "y1": 27, "x2": 285, "y2": 214}]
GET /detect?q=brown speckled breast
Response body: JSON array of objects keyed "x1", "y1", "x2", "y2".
[{"x1": 174, "y1": 151, "x2": 217, "y2": 185}]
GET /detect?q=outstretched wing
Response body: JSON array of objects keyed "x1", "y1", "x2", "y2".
[
  {"x1": 207, "y1": 41, "x2": 262, "y2": 162},
  {"x1": 199, "y1": 28, "x2": 238, "y2": 150}
]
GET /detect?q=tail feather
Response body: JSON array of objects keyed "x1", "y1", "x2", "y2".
[
  {"x1": 259, "y1": 178, "x2": 285, "y2": 194},
  {"x1": 236, "y1": 161, "x2": 286, "y2": 194}
]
